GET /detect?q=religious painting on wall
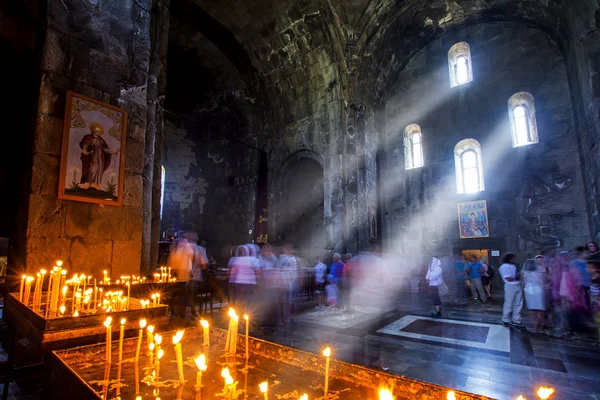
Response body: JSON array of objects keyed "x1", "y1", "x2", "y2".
[
  {"x1": 58, "y1": 91, "x2": 127, "y2": 206},
  {"x1": 457, "y1": 200, "x2": 490, "y2": 238}
]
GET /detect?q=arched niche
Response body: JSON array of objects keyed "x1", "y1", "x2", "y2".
[{"x1": 273, "y1": 152, "x2": 325, "y2": 260}]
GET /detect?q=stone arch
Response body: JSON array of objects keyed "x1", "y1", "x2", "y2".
[{"x1": 271, "y1": 150, "x2": 326, "y2": 259}]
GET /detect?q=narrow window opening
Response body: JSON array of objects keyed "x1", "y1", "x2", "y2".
[
  {"x1": 160, "y1": 165, "x2": 166, "y2": 219},
  {"x1": 508, "y1": 93, "x2": 538, "y2": 147},
  {"x1": 404, "y1": 124, "x2": 424, "y2": 169}
]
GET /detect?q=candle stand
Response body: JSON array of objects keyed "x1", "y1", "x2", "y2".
[
  {"x1": 45, "y1": 327, "x2": 491, "y2": 400},
  {"x1": 1, "y1": 292, "x2": 169, "y2": 400}
]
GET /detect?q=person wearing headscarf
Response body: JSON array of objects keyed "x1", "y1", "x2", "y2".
[
  {"x1": 522, "y1": 259, "x2": 546, "y2": 332},
  {"x1": 228, "y1": 245, "x2": 259, "y2": 314},
  {"x1": 425, "y1": 257, "x2": 444, "y2": 318}
]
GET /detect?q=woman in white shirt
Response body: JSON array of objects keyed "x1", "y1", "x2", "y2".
[
  {"x1": 425, "y1": 257, "x2": 444, "y2": 318},
  {"x1": 229, "y1": 245, "x2": 259, "y2": 314}
]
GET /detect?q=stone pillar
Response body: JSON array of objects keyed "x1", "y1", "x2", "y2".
[
  {"x1": 24, "y1": 0, "x2": 153, "y2": 276},
  {"x1": 341, "y1": 101, "x2": 377, "y2": 254},
  {"x1": 143, "y1": 0, "x2": 170, "y2": 275}
]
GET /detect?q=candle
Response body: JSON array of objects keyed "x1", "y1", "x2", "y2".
[
  {"x1": 73, "y1": 310, "x2": 79, "y2": 317},
  {"x1": 23, "y1": 276, "x2": 34, "y2": 306},
  {"x1": 173, "y1": 330, "x2": 185, "y2": 383},
  {"x1": 136, "y1": 319, "x2": 146, "y2": 363},
  {"x1": 147, "y1": 325, "x2": 155, "y2": 366},
  {"x1": 93, "y1": 279, "x2": 97, "y2": 312},
  {"x1": 447, "y1": 391, "x2": 456, "y2": 400},
  {"x1": 379, "y1": 388, "x2": 393, "y2": 400},
  {"x1": 39, "y1": 269, "x2": 47, "y2": 307},
  {"x1": 126, "y1": 282, "x2": 131, "y2": 310},
  {"x1": 116, "y1": 318, "x2": 126, "y2": 395},
  {"x1": 151, "y1": 293, "x2": 156, "y2": 307},
  {"x1": 59, "y1": 305, "x2": 65, "y2": 316},
  {"x1": 45, "y1": 272, "x2": 53, "y2": 318},
  {"x1": 60, "y1": 286, "x2": 68, "y2": 308},
  {"x1": 103, "y1": 270, "x2": 108, "y2": 285},
  {"x1": 244, "y1": 314, "x2": 249, "y2": 363},
  {"x1": 323, "y1": 347, "x2": 331, "y2": 399},
  {"x1": 194, "y1": 354, "x2": 207, "y2": 400},
  {"x1": 155, "y1": 333, "x2": 162, "y2": 370},
  {"x1": 19, "y1": 274, "x2": 26, "y2": 302},
  {"x1": 221, "y1": 368, "x2": 231, "y2": 396},
  {"x1": 32, "y1": 273, "x2": 41, "y2": 310},
  {"x1": 259, "y1": 382, "x2": 268, "y2": 400},
  {"x1": 155, "y1": 348, "x2": 164, "y2": 384},
  {"x1": 537, "y1": 387, "x2": 555, "y2": 399},
  {"x1": 59, "y1": 270, "x2": 66, "y2": 303},
  {"x1": 200, "y1": 319, "x2": 210, "y2": 347},
  {"x1": 104, "y1": 317, "x2": 113, "y2": 365}
]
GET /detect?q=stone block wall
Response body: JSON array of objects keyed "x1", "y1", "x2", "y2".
[
  {"x1": 161, "y1": 117, "x2": 259, "y2": 264},
  {"x1": 23, "y1": 0, "x2": 154, "y2": 277},
  {"x1": 381, "y1": 23, "x2": 590, "y2": 259}
]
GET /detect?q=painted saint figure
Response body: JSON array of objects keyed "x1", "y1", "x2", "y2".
[{"x1": 79, "y1": 123, "x2": 118, "y2": 190}]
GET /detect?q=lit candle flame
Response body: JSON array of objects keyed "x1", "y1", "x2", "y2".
[
  {"x1": 154, "y1": 334, "x2": 162, "y2": 345},
  {"x1": 228, "y1": 308, "x2": 238, "y2": 321},
  {"x1": 221, "y1": 367, "x2": 231, "y2": 379},
  {"x1": 379, "y1": 388, "x2": 393, "y2": 400},
  {"x1": 299, "y1": 395, "x2": 308, "y2": 400},
  {"x1": 200, "y1": 319, "x2": 209, "y2": 328},
  {"x1": 447, "y1": 391, "x2": 456, "y2": 400},
  {"x1": 59, "y1": 305, "x2": 65, "y2": 315},
  {"x1": 140, "y1": 319, "x2": 147, "y2": 329},
  {"x1": 148, "y1": 325, "x2": 155, "y2": 334},
  {"x1": 104, "y1": 316, "x2": 112, "y2": 327},
  {"x1": 120, "y1": 318, "x2": 126, "y2": 325},
  {"x1": 515, "y1": 396, "x2": 526, "y2": 400},
  {"x1": 195, "y1": 354, "x2": 207, "y2": 371},
  {"x1": 537, "y1": 387, "x2": 554, "y2": 400},
  {"x1": 56, "y1": 260, "x2": 63, "y2": 267},
  {"x1": 172, "y1": 330, "x2": 184, "y2": 345},
  {"x1": 323, "y1": 347, "x2": 331, "y2": 357},
  {"x1": 244, "y1": 314, "x2": 249, "y2": 321},
  {"x1": 157, "y1": 349, "x2": 164, "y2": 359},
  {"x1": 259, "y1": 382, "x2": 268, "y2": 393},
  {"x1": 225, "y1": 376, "x2": 234, "y2": 385}
]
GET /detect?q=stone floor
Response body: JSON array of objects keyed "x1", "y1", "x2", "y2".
[
  {"x1": 246, "y1": 292, "x2": 600, "y2": 400},
  {"x1": 1, "y1": 291, "x2": 600, "y2": 399}
]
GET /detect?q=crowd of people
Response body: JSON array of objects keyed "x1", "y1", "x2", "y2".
[
  {"x1": 166, "y1": 231, "x2": 600, "y2": 342},
  {"x1": 497, "y1": 243, "x2": 600, "y2": 340},
  {"x1": 424, "y1": 241, "x2": 600, "y2": 342}
]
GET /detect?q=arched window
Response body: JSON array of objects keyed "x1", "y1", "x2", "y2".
[
  {"x1": 404, "y1": 124, "x2": 424, "y2": 169},
  {"x1": 508, "y1": 92, "x2": 538, "y2": 147},
  {"x1": 448, "y1": 42, "x2": 473, "y2": 87},
  {"x1": 454, "y1": 139, "x2": 484, "y2": 194},
  {"x1": 160, "y1": 165, "x2": 166, "y2": 219}
]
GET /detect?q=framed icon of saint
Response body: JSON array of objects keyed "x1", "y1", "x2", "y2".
[{"x1": 58, "y1": 91, "x2": 127, "y2": 206}]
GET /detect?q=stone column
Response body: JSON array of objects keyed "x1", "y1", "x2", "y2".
[
  {"x1": 143, "y1": 0, "x2": 170, "y2": 275},
  {"x1": 24, "y1": 0, "x2": 153, "y2": 276}
]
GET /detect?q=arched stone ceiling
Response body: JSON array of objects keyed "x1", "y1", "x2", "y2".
[{"x1": 180, "y1": 0, "x2": 598, "y2": 111}]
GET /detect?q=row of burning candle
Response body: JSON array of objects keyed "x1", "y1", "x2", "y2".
[
  {"x1": 18, "y1": 266, "x2": 165, "y2": 317},
  {"x1": 101, "y1": 309, "x2": 556, "y2": 400}
]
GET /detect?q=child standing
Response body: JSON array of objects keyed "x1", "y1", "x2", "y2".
[{"x1": 314, "y1": 256, "x2": 327, "y2": 309}]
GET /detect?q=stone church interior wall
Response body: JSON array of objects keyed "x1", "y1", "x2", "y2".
[
  {"x1": 161, "y1": 117, "x2": 259, "y2": 265},
  {"x1": 382, "y1": 22, "x2": 590, "y2": 260}
]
